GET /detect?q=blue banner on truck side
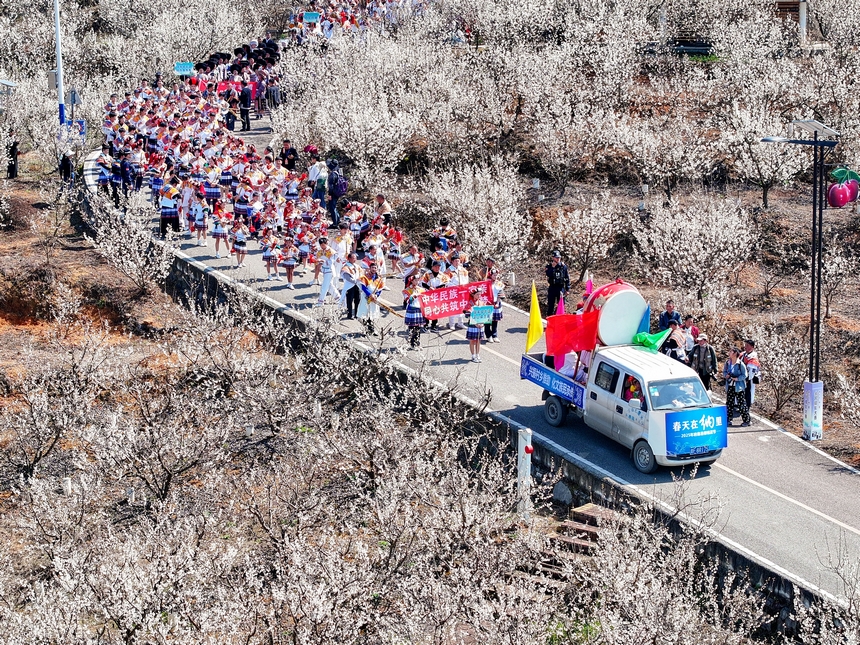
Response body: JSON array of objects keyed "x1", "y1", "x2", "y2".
[
  {"x1": 520, "y1": 356, "x2": 585, "y2": 408},
  {"x1": 665, "y1": 406, "x2": 728, "y2": 456}
]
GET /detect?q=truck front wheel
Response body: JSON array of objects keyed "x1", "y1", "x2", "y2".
[
  {"x1": 633, "y1": 440, "x2": 658, "y2": 474},
  {"x1": 544, "y1": 395, "x2": 567, "y2": 427}
]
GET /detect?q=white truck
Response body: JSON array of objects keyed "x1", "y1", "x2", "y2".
[{"x1": 520, "y1": 345, "x2": 728, "y2": 473}]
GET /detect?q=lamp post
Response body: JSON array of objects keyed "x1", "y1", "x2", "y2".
[
  {"x1": 762, "y1": 120, "x2": 839, "y2": 440},
  {"x1": 53, "y1": 0, "x2": 66, "y2": 125}
]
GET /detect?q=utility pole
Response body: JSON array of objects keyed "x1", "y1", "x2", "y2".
[
  {"x1": 53, "y1": 0, "x2": 66, "y2": 125},
  {"x1": 799, "y1": 0, "x2": 808, "y2": 46}
]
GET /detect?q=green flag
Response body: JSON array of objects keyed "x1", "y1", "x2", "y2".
[{"x1": 631, "y1": 329, "x2": 671, "y2": 353}]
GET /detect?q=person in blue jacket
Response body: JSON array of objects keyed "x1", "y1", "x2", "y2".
[{"x1": 725, "y1": 347, "x2": 750, "y2": 427}]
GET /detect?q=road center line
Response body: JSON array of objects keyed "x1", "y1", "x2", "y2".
[{"x1": 714, "y1": 462, "x2": 860, "y2": 538}]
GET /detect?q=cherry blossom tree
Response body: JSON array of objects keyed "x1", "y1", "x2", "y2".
[
  {"x1": 721, "y1": 94, "x2": 810, "y2": 208},
  {"x1": 421, "y1": 155, "x2": 531, "y2": 262},
  {"x1": 822, "y1": 242, "x2": 859, "y2": 319},
  {"x1": 742, "y1": 319, "x2": 808, "y2": 416},
  {"x1": 536, "y1": 193, "x2": 629, "y2": 283},
  {"x1": 634, "y1": 195, "x2": 753, "y2": 305},
  {"x1": 87, "y1": 192, "x2": 175, "y2": 296}
]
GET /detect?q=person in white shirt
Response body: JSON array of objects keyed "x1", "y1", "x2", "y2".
[
  {"x1": 445, "y1": 253, "x2": 469, "y2": 330},
  {"x1": 315, "y1": 238, "x2": 341, "y2": 306}
]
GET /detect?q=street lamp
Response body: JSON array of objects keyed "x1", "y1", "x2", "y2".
[
  {"x1": 762, "y1": 120, "x2": 839, "y2": 441},
  {"x1": 53, "y1": 0, "x2": 66, "y2": 125}
]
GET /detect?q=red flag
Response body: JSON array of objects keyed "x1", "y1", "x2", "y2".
[
  {"x1": 555, "y1": 297, "x2": 565, "y2": 316},
  {"x1": 546, "y1": 311, "x2": 600, "y2": 360}
]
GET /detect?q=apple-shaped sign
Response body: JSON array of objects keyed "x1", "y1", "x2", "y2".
[
  {"x1": 829, "y1": 182, "x2": 851, "y2": 208},
  {"x1": 524, "y1": 445, "x2": 534, "y2": 454},
  {"x1": 828, "y1": 168, "x2": 860, "y2": 207}
]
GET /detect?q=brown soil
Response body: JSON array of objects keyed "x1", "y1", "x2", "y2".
[{"x1": 0, "y1": 176, "x2": 185, "y2": 380}]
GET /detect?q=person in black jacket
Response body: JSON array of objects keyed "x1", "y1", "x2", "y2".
[
  {"x1": 239, "y1": 80, "x2": 252, "y2": 132},
  {"x1": 545, "y1": 250, "x2": 570, "y2": 316},
  {"x1": 279, "y1": 139, "x2": 298, "y2": 170},
  {"x1": 325, "y1": 159, "x2": 343, "y2": 226},
  {"x1": 7, "y1": 131, "x2": 19, "y2": 179},
  {"x1": 120, "y1": 149, "x2": 135, "y2": 199}
]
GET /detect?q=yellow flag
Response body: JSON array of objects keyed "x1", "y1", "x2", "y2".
[{"x1": 525, "y1": 281, "x2": 543, "y2": 352}]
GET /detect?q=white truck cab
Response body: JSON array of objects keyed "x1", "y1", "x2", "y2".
[{"x1": 521, "y1": 345, "x2": 728, "y2": 473}]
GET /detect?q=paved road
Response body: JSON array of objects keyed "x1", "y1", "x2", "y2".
[{"x1": 83, "y1": 123, "x2": 860, "y2": 601}]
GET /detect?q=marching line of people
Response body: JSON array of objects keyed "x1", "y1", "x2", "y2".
[{"x1": 96, "y1": 37, "x2": 507, "y2": 364}]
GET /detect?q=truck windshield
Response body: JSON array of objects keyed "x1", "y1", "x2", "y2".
[{"x1": 647, "y1": 378, "x2": 711, "y2": 411}]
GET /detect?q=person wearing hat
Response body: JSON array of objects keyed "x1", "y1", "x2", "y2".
[
  {"x1": 189, "y1": 191, "x2": 210, "y2": 247},
  {"x1": 687, "y1": 333, "x2": 717, "y2": 390},
  {"x1": 230, "y1": 219, "x2": 249, "y2": 268},
  {"x1": 159, "y1": 177, "x2": 182, "y2": 238},
  {"x1": 545, "y1": 250, "x2": 570, "y2": 317},
  {"x1": 211, "y1": 212, "x2": 230, "y2": 259},
  {"x1": 357, "y1": 261, "x2": 385, "y2": 335},
  {"x1": 261, "y1": 227, "x2": 281, "y2": 281}
]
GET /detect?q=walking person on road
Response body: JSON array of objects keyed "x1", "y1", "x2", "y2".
[
  {"x1": 545, "y1": 250, "x2": 569, "y2": 317},
  {"x1": 465, "y1": 287, "x2": 488, "y2": 363},
  {"x1": 687, "y1": 333, "x2": 717, "y2": 390},
  {"x1": 403, "y1": 274, "x2": 427, "y2": 350},
  {"x1": 239, "y1": 80, "x2": 252, "y2": 132},
  {"x1": 726, "y1": 347, "x2": 751, "y2": 427},
  {"x1": 315, "y1": 237, "x2": 341, "y2": 306},
  {"x1": 742, "y1": 339, "x2": 761, "y2": 410},
  {"x1": 340, "y1": 252, "x2": 361, "y2": 319}
]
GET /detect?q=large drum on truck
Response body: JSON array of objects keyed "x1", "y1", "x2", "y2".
[{"x1": 583, "y1": 280, "x2": 649, "y2": 346}]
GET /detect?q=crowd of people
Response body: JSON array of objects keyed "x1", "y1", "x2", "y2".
[
  {"x1": 92, "y1": 24, "x2": 764, "y2": 384},
  {"x1": 93, "y1": 34, "x2": 506, "y2": 361},
  {"x1": 657, "y1": 299, "x2": 761, "y2": 426},
  {"x1": 544, "y1": 253, "x2": 763, "y2": 424}
]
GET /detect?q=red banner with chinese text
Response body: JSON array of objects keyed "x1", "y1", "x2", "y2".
[
  {"x1": 419, "y1": 281, "x2": 494, "y2": 320},
  {"x1": 216, "y1": 81, "x2": 258, "y2": 100}
]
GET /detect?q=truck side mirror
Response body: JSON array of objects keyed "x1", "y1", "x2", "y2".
[{"x1": 631, "y1": 398, "x2": 647, "y2": 412}]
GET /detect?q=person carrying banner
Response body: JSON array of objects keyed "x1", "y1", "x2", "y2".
[
  {"x1": 464, "y1": 287, "x2": 488, "y2": 363},
  {"x1": 444, "y1": 253, "x2": 469, "y2": 330},
  {"x1": 420, "y1": 259, "x2": 449, "y2": 331},
  {"x1": 403, "y1": 274, "x2": 427, "y2": 349}
]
